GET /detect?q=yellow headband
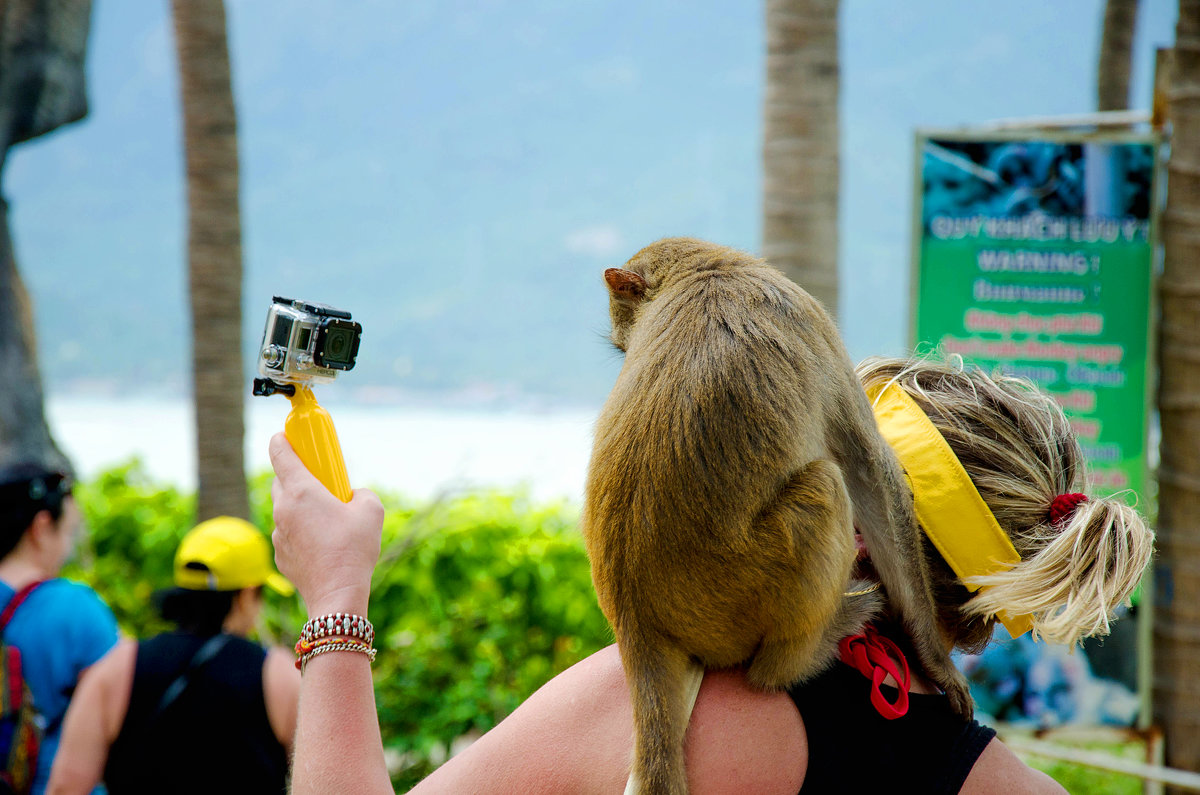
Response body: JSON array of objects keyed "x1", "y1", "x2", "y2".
[{"x1": 867, "y1": 382, "x2": 1034, "y2": 638}]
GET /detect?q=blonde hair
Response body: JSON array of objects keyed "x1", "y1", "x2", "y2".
[{"x1": 856, "y1": 356, "x2": 1155, "y2": 649}]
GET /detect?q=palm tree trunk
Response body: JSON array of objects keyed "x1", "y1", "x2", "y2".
[
  {"x1": 1098, "y1": 0, "x2": 1140, "y2": 111},
  {"x1": 762, "y1": 0, "x2": 840, "y2": 317},
  {"x1": 1155, "y1": 0, "x2": 1200, "y2": 774},
  {"x1": 171, "y1": 0, "x2": 249, "y2": 521}
]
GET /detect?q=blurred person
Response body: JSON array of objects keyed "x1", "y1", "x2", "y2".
[
  {"x1": 0, "y1": 463, "x2": 118, "y2": 795},
  {"x1": 269, "y1": 356, "x2": 1152, "y2": 794},
  {"x1": 47, "y1": 517, "x2": 300, "y2": 795}
]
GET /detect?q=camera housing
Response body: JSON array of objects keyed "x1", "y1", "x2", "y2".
[{"x1": 256, "y1": 296, "x2": 362, "y2": 386}]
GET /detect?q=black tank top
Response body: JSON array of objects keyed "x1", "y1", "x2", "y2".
[
  {"x1": 788, "y1": 662, "x2": 996, "y2": 794},
  {"x1": 104, "y1": 631, "x2": 289, "y2": 794}
]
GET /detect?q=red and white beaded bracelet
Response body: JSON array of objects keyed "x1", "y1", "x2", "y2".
[
  {"x1": 300, "y1": 613, "x2": 375, "y2": 646},
  {"x1": 295, "y1": 613, "x2": 377, "y2": 672}
]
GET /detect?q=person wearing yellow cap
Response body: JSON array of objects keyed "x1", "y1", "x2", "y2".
[{"x1": 46, "y1": 517, "x2": 301, "y2": 794}]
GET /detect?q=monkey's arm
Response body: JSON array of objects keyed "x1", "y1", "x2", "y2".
[{"x1": 410, "y1": 645, "x2": 805, "y2": 795}]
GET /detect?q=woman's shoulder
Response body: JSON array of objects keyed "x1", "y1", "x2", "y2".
[
  {"x1": 685, "y1": 657, "x2": 807, "y2": 793},
  {"x1": 530, "y1": 645, "x2": 806, "y2": 793},
  {"x1": 411, "y1": 645, "x2": 806, "y2": 794},
  {"x1": 961, "y1": 738, "x2": 1067, "y2": 794},
  {"x1": 33, "y1": 577, "x2": 111, "y2": 611},
  {"x1": 22, "y1": 578, "x2": 117, "y2": 638}
]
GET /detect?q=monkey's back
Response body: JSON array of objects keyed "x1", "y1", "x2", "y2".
[{"x1": 583, "y1": 259, "x2": 862, "y2": 663}]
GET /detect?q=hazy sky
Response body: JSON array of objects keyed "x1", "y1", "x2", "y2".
[{"x1": 5, "y1": 0, "x2": 1179, "y2": 403}]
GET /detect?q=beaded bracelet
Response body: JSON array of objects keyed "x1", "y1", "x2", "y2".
[
  {"x1": 300, "y1": 613, "x2": 375, "y2": 646},
  {"x1": 295, "y1": 613, "x2": 377, "y2": 672}
]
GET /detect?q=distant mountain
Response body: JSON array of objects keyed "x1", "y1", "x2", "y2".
[{"x1": 9, "y1": 1, "x2": 1174, "y2": 408}]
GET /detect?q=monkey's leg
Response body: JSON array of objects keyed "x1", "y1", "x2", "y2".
[
  {"x1": 619, "y1": 633, "x2": 697, "y2": 795},
  {"x1": 746, "y1": 460, "x2": 861, "y2": 690}
]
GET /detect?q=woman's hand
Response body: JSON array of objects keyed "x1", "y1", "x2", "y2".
[{"x1": 268, "y1": 433, "x2": 383, "y2": 616}]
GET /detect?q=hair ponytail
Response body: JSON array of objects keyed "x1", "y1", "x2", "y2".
[
  {"x1": 857, "y1": 355, "x2": 1156, "y2": 651},
  {"x1": 962, "y1": 495, "x2": 1153, "y2": 645}
]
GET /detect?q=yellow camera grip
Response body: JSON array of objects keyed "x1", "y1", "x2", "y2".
[{"x1": 284, "y1": 386, "x2": 352, "y2": 503}]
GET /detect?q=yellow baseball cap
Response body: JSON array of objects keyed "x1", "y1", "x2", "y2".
[{"x1": 174, "y1": 516, "x2": 295, "y2": 596}]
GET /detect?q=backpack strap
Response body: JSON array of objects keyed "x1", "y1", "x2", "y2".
[
  {"x1": 0, "y1": 582, "x2": 44, "y2": 636},
  {"x1": 153, "y1": 633, "x2": 233, "y2": 720}
]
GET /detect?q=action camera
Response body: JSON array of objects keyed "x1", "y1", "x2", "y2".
[
  {"x1": 257, "y1": 296, "x2": 362, "y2": 384},
  {"x1": 253, "y1": 296, "x2": 361, "y2": 503}
]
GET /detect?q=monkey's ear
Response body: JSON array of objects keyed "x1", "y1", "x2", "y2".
[{"x1": 604, "y1": 268, "x2": 648, "y2": 301}]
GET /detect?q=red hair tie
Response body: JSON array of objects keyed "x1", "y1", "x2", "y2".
[{"x1": 1048, "y1": 493, "x2": 1088, "y2": 526}]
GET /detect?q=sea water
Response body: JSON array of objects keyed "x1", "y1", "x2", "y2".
[{"x1": 46, "y1": 396, "x2": 598, "y2": 504}]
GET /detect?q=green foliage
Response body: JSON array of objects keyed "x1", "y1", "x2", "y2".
[
  {"x1": 66, "y1": 460, "x2": 195, "y2": 638},
  {"x1": 368, "y1": 491, "x2": 611, "y2": 788},
  {"x1": 67, "y1": 461, "x2": 610, "y2": 790},
  {"x1": 1025, "y1": 742, "x2": 1145, "y2": 795}
]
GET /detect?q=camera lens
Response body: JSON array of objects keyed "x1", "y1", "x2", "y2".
[
  {"x1": 324, "y1": 329, "x2": 351, "y2": 362},
  {"x1": 314, "y1": 319, "x2": 360, "y2": 370}
]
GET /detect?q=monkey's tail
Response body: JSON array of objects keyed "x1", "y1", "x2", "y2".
[{"x1": 621, "y1": 646, "x2": 704, "y2": 795}]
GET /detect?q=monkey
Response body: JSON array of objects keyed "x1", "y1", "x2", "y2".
[{"x1": 580, "y1": 237, "x2": 972, "y2": 795}]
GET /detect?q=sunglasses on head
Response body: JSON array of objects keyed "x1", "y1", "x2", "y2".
[{"x1": 0, "y1": 469, "x2": 72, "y2": 513}]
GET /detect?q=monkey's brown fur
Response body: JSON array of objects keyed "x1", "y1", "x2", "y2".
[{"x1": 581, "y1": 238, "x2": 971, "y2": 795}]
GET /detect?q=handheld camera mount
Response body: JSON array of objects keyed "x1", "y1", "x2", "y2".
[{"x1": 253, "y1": 296, "x2": 362, "y2": 502}]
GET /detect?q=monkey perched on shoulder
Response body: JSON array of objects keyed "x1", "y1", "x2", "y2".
[{"x1": 581, "y1": 238, "x2": 971, "y2": 795}]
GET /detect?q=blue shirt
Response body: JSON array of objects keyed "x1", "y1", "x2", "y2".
[{"x1": 0, "y1": 578, "x2": 119, "y2": 795}]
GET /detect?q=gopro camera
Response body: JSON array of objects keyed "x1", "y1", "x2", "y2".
[
  {"x1": 253, "y1": 296, "x2": 360, "y2": 501},
  {"x1": 256, "y1": 296, "x2": 362, "y2": 386}
]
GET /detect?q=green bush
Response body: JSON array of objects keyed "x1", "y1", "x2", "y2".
[
  {"x1": 369, "y1": 492, "x2": 611, "y2": 787},
  {"x1": 66, "y1": 461, "x2": 611, "y2": 790},
  {"x1": 1024, "y1": 743, "x2": 1146, "y2": 795},
  {"x1": 66, "y1": 461, "x2": 196, "y2": 638}
]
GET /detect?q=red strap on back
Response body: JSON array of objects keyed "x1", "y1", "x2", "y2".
[
  {"x1": 4, "y1": 647, "x2": 21, "y2": 710},
  {"x1": 0, "y1": 582, "x2": 43, "y2": 633},
  {"x1": 837, "y1": 625, "x2": 911, "y2": 720},
  {"x1": 0, "y1": 582, "x2": 41, "y2": 714}
]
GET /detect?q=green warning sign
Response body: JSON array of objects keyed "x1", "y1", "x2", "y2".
[{"x1": 912, "y1": 132, "x2": 1159, "y2": 504}]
